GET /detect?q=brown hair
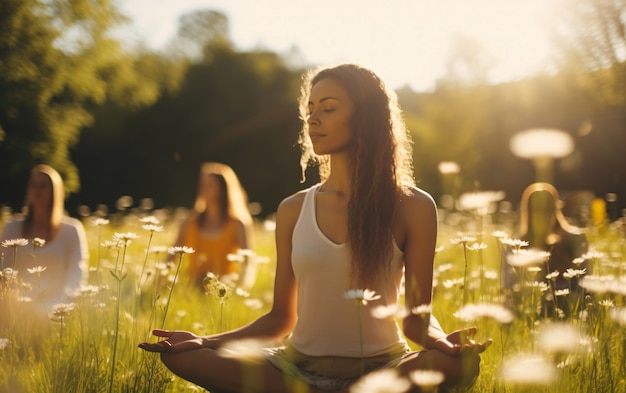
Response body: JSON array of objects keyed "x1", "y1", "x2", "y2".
[{"x1": 298, "y1": 64, "x2": 415, "y2": 284}]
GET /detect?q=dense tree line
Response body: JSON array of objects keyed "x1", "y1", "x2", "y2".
[{"x1": 1, "y1": 0, "x2": 625, "y2": 217}]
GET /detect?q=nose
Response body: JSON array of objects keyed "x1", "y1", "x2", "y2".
[{"x1": 307, "y1": 110, "x2": 319, "y2": 126}]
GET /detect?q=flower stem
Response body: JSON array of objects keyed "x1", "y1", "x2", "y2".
[{"x1": 161, "y1": 253, "x2": 184, "y2": 329}]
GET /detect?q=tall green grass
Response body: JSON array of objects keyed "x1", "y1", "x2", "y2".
[{"x1": 0, "y1": 207, "x2": 624, "y2": 392}]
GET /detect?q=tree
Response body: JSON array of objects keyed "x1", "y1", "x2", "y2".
[
  {"x1": 553, "y1": 0, "x2": 626, "y2": 106},
  {"x1": 0, "y1": 0, "x2": 160, "y2": 208}
]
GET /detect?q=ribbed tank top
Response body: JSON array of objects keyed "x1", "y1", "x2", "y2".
[{"x1": 289, "y1": 184, "x2": 408, "y2": 357}]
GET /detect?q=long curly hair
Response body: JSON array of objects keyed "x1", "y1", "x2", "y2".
[{"x1": 297, "y1": 64, "x2": 415, "y2": 285}]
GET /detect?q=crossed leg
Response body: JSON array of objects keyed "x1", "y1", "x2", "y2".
[{"x1": 159, "y1": 347, "x2": 480, "y2": 393}]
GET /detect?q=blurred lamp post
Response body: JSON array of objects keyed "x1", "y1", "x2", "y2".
[
  {"x1": 509, "y1": 128, "x2": 574, "y2": 183},
  {"x1": 438, "y1": 161, "x2": 461, "y2": 210}
]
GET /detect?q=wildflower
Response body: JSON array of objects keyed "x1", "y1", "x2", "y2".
[
  {"x1": 506, "y1": 249, "x2": 550, "y2": 267},
  {"x1": 491, "y1": 230, "x2": 509, "y2": 239},
  {"x1": 609, "y1": 307, "x2": 626, "y2": 325},
  {"x1": 139, "y1": 216, "x2": 160, "y2": 225},
  {"x1": 500, "y1": 353, "x2": 556, "y2": 385},
  {"x1": 450, "y1": 235, "x2": 477, "y2": 245},
  {"x1": 217, "y1": 338, "x2": 271, "y2": 361},
  {"x1": 32, "y1": 238, "x2": 46, "y2": 248},
  {"x1": 457, "y1": 190, "x2": 505, "y2": 212},
  {"x1": 1, "y1": 238, "x2": 29, "y2": 248},
  {"x1": 371, "y1": 304, "x2": 399, "y2": 319},
  {"x1": 563, "y1": 268, "x2": 586, "y2": 280},
  {"x1": 142, "y1": 224, "x2": 164, "y2": 233},
  {"x1": 344, "y1": 289, "x2": 381, "y2": 305},
  {"x1": 349, "y1": 369, "x2": 411, "y2": 393},
  {"x1": 0, "y1": 268, "x2": 18, "y2": 284},
  {"x1": 500, "y1": 237, "x2": 529, "y2": 250},
  {"x1": 149, "y1": 245, "x2": 168, "y2": 254},
  {"x1": 243, "y1": 298, "x2": 264, "y2": 311},
  {"x1": 466, "y1": 242, "x2": 487, "y2": 251},
  {"x1": 409, "y1": 369, "x2": 445, "y2": 390},
  {"x1": 555, "y1": 289, "x2": 570, "y2": 297},
  {"x1": 545, "y1": 271, "x2": 559, "y2": 281},
  {"x1": 536, "y1": 322, "x2": 584, "y2": 354},
  {"x1": 113, "y1": 232, "x2": 139, "y2": 245},
  {"x1": 26, "y1": 266, "x2": 47, "y2": 276},
  {"x1": 76, "y1": 285, "x2": 100, "y2": 297},
  {"x1": 454, "y1": 303, "x2": 514, "y2": 324},
  {"x1": 227, "y1": 248, "x2": 257, "y2": 262},
  {"x1": 582, "y1": 250, "x2": 605, "y2": 260},
  {"x1": 0, "y1": 338, "x2": 10, "y2": 350},
  {"x1": 599, "y1": 299, "x2": 614, "y2": 308},
  {"x1": 572, "y1": 257, "x2": 586, "y2": 265},
  {"x1": 579, "y1": 275, "x2": 613, "y2": 294},
  {"x1": 91, "y1": 218, "x2": 110, "y2": 226},
  {"x1": 530, "y1": 281, "x2": 549, "y2": 292},
  {"x1": 168, "y1": 246, "x2": 195, "y2": 255},
  {"x1": 442, "y1": 278, "x2": 464, "y2": 288},
  {"x1": 411, "y1": 304, "x2": 433, "y2": 316},
  {"x1": 484, "y1": 270, "x2": 499, "y2": 280},
  {"x1": 49, "y1": 303, "x2": 75, "y2": 321},
  {"x1": 101, "y1": 240, "x2": 120, "y2": 249}
]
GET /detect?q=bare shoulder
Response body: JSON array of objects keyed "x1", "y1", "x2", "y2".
[
  {"x1": 276, "y1": 189, "x2": 308, "y2": 225},
  {"x1": 398, "y1": 186, "x2": 437, "y2": 217}
]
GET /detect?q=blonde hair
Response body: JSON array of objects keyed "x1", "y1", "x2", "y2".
[
  {"x1": 194, "y1": 162, "x2": 252, "y2": 228},
  {"x1": 297, "y1": 64, "x2": 415, "y2": 284},
  {"x1": 23, "y1": 164, "x2": 65, "y2": 237}
]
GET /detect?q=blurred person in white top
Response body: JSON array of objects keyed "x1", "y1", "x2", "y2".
[{"x1": 1, "y1": 164, "x2": 88, "y2": 309}]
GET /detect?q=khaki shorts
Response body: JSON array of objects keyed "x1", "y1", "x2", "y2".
[{"x1": 265, "y1": 342, "x2": 410, "y2": 391}]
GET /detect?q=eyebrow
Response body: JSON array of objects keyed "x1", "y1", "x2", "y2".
[{"x1": 308, "y1": 96, "x2": 341, "y2": 105}]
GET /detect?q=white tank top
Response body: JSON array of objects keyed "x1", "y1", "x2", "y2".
[{"x1": 289, "y1": 184, "x2": 408, "y2": 357}]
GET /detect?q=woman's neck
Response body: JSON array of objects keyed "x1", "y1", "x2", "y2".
[
  {"x1": 26, "y1": 209, "x2": 54, "y2": 240},
  {"x1": 323, "y1": 155, "x2": 352, "y2": 197}
]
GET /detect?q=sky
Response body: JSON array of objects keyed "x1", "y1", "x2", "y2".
[{"x1": 118, "y1": 0, "x2": 566, "y2": 91}]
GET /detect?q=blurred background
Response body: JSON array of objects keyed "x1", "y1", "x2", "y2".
[{"x1": 1, "y1": 0, "x2": 624, "y2": 219}]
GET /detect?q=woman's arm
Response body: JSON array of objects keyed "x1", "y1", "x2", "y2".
[
  {"x1": 400, "y1": 188, "x2": 442, "y2": 348},
  {"x1": 401, "y1": 189, "x2": 490, "y2": 355},
  {"x1": 140, "y1": 192, "x2": 303, "y2": 352}
]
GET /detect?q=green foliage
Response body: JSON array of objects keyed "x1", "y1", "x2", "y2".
[
  {"x1": 0, "y1": 0, "x2": 161, "y2": 201},
  {"x1": 74, "y1": 43, "x2": 305, "y2": 216}
]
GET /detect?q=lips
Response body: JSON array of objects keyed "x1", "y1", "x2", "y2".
[{"x1": 309, "y1": 132, "x2": 325, "y2": 139}]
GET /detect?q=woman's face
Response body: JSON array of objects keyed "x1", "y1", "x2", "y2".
[
  {"x1": 307, "y1": 78, "x2": 355, "y2": 156},
  {"x1": 199, "y1": 174, "x2": 224, "y2": 204},
  {"x1": 28, "y1": 172, "x2": 53, "y2": 210}
]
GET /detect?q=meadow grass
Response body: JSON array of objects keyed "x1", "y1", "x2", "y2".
[{"x1": 0, "y1": 206, "x2": 624, "y2": 393}]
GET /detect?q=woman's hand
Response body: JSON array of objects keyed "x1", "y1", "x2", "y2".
[
  {"x1": 433, "y1": 326, "x2": 492, "y2": 356},
  {"x1": 138, "y1": 329, "x2": 211, "y2": 353}
]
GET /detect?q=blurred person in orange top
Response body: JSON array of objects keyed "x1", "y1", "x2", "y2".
[
  {"x1": 169, "y1": 162, "x2": 254, "y2": 289},
  {"x1": 0, "y1": 164, "x2": 89, "y2": 309}
]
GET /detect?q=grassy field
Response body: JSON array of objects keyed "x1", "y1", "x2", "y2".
[{"x1": 1, "y1": 205, "x2": 625, "y2": 393}]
